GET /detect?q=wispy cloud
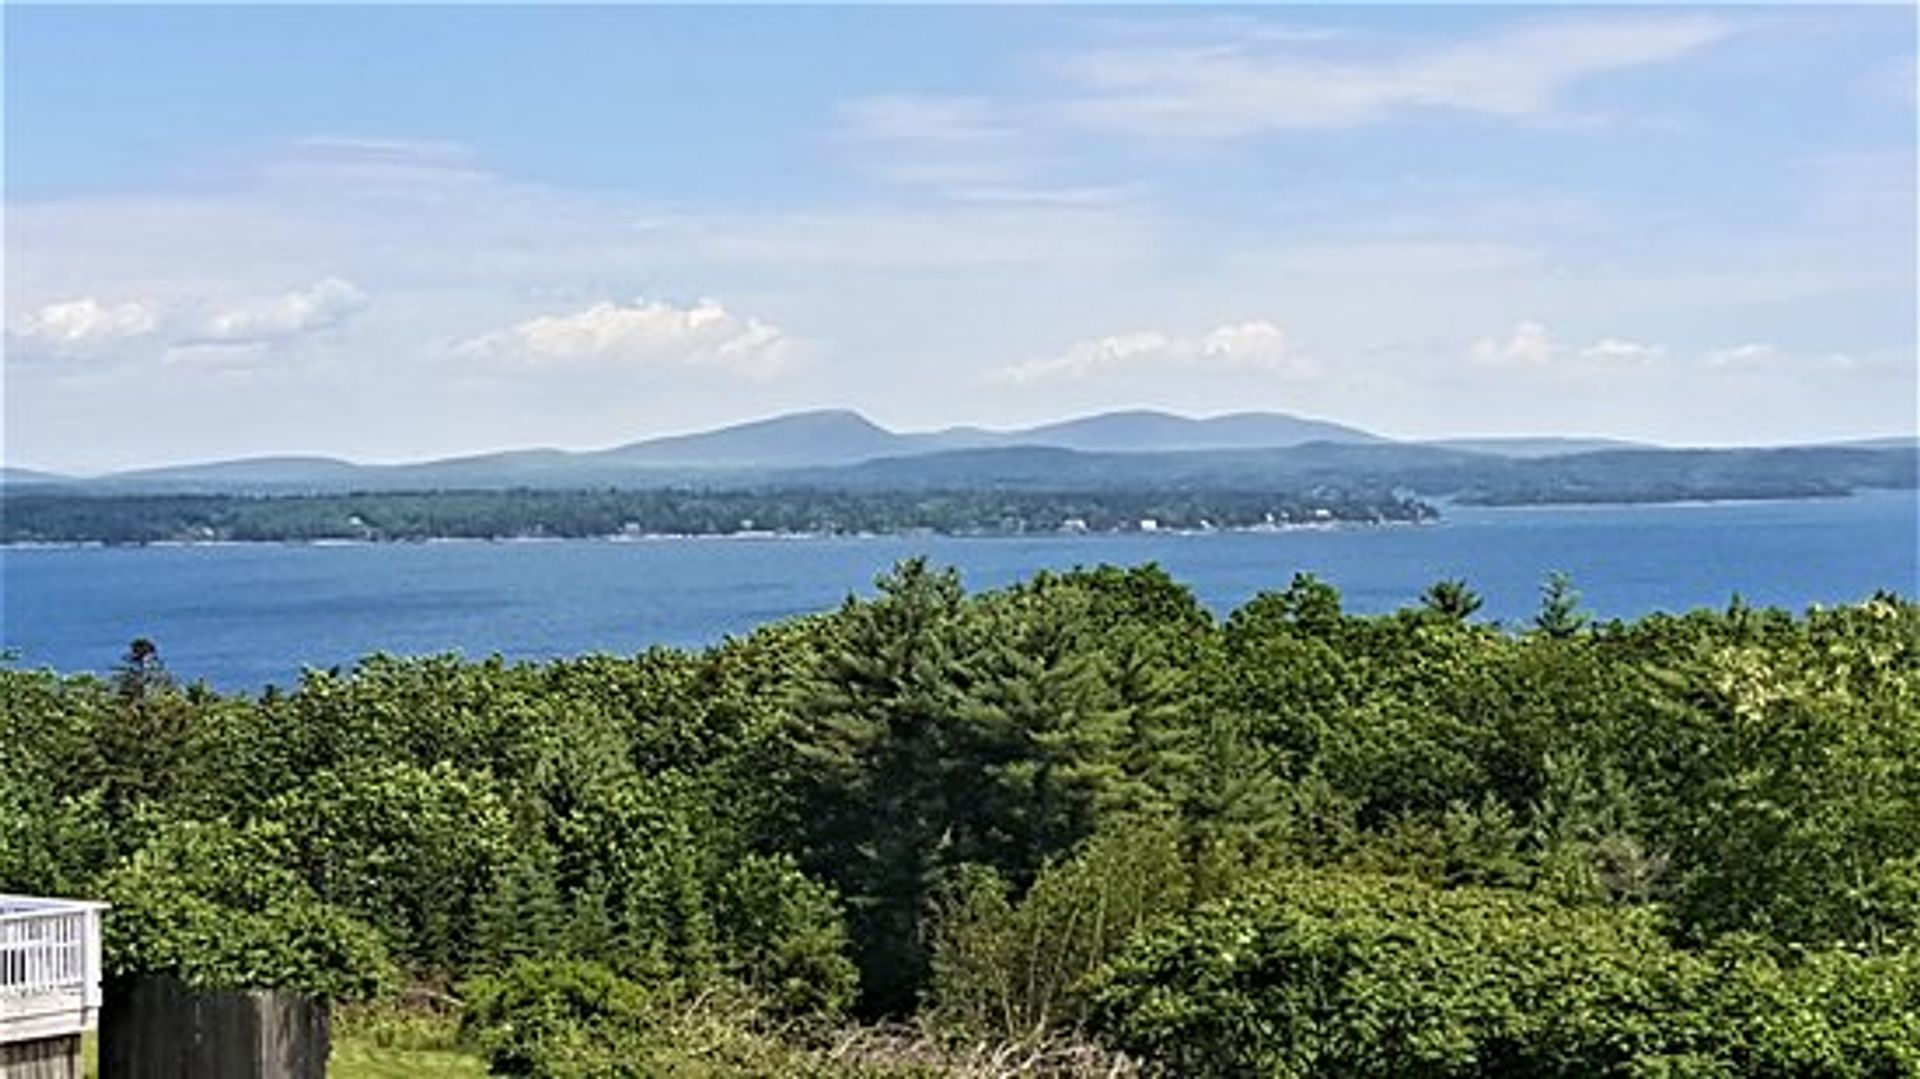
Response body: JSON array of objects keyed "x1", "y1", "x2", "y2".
[
  {"x1": 452, "y1": 298, "x2": 795, "y2": 378},
  {"x1": 992, "y1": 320, "x2": 1306, "y2": 385},
  {"x1": 193, "y1": 277, "x2": 367, "y2": 345},
  {"x1": 1468, "y1": 320, "x2": 1557, "y2": 367},
  {"x1": 6, "y1": 296, "x2": 160, "y2": 352},
  {"x1": 1058, "y1": 15, "x2": 1739, "y2": 137},
  {"x1": 8, "y1": 279, "x2": 364, "y2": 363},
  {"x1": 840, "y1": 95, "x2": 1014, "y2": 146},
  {"x1": 836, "y1": 93, "x2": 1133, "y2": 208},
  {"x1": 1471, "y1": 321, "x2": 1664, "y2": 370},
  {"x1": 1579, "y1": 338, "x2": 1665, "y2": 366},
  {"x1": 260, "y1": 135, "x2": 493, "y2": 190},
  {"x1": 1705, "y1": 342, "x2": 1780, "y2": 369}
]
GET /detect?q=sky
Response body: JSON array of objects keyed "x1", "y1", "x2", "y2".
[{"x1": 4, "y1": 4, "x2": 1915, "y2": 472}]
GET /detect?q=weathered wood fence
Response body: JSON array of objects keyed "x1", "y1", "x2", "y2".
[
  {"x1": 0, "y1": 1035, "x2": 80, "y2": 1079},
  {"x1": 99, "y1": 976, "x2": 329, "y2": 1079}
]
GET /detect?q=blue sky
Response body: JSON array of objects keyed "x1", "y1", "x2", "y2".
[{"x1": 5, "y1": 4, "x2": 1914, "y2": 471}]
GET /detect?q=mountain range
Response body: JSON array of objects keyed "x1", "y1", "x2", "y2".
[
  {"x1": 3, "y1": 408, "x2": 1913, "y2": 501},
  {"x1": 0, "y1": 409, "x2": 1602, "y2": 489}
]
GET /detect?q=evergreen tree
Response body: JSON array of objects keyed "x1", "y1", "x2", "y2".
[
  {"x1": 1420, "y1": 579, "x2": 1485, "y2": 622},
  {"x1": 1534, "y1": 571, "x2": 1591, "y2": 638},
  {"x1": 784, "y1": 558, "x2": 970, "y2": 1013},
  {"x1": 472, "y1": 811, "x2": 566, "y2": 969},
  {"x1": 954, "y1": 587, "x2": 1128, "y2": 886},
  {"x1": 113, "y1": 637, "x2": 174, "y2": 702}
]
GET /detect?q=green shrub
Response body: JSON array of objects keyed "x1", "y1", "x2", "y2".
[
  {"x1": 711, "y1": 853, "x2": 860, "y2": 1021},
  {"x1": 1089, "y1": 872, "x2": 1920, "y2": 1077},
  {"x1": 462, "y1": 958, "x2": 658, "y2": 1077},
  {"x1": 928, "y1": 821, "x2": 1189, "y2": 1039},
  {"x1": 99, "y1": 816, "x2": 394, "y2": 1000},
  {"x1": 461, "y1": 957, "x2": 847, "y2": 1078}
]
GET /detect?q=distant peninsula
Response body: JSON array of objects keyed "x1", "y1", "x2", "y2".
[
  {"x1": 2, "y1": 409, "x2": 1912, "y2": 545},
  {"x1": 0, "y1": 487, "x2": 1436, "y2": 546}
]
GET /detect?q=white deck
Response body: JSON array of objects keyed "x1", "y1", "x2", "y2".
[{"x1": 0, "y1": 895, "x2": 105, "y2": 1045}]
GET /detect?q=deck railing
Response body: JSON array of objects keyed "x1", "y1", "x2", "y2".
[{"x1": 0, "y1": 895, "x2": 106, "y2": 1044}]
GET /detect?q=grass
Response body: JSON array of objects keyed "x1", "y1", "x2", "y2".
[
  {"x1": 327, "y1": 1038, "x2": 488, "y2": 1078},
  {"x1": 329, "y1": 998, "x2": 488, "y2": 1078}
]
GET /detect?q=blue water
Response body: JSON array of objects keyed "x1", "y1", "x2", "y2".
[{"x1": 3, "y1": 492, "x2": 1915, "y2": 693}]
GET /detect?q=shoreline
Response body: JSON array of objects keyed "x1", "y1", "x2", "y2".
[
  {"x1": 8, "y1": 488, "x2": 1914, "y2": 550},
  {"x1": 0, "y1": 517, "x2": 1437, "y2": 551}
]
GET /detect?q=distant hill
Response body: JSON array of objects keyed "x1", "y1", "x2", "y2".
[
  {"x1": 92, "y1": 456, "x2": 366, "y2": 491},
  {"x1": 1818, "y1": 436, "x2": 1919, "y2": 451},
  {"x1": 11, "y1": 443, "x2": 1912, "y2": 546},
  {"x1": 1005, "y1": 409, "x2": 1381, "y2": 453},
  {"x1": 797, "y1": 442, "x2": 1492, "y2": 492},
  {"x1": 39, "y1": 408, "x2": 1385, "y2": 491},
  {"x1": 0, "y1": 466, "x2": 72, "y2": 486},
  {"x1": 14, "y1": 410, "x2": 1915, "y2": 501},
  {"x1": 1422, "y1": 436, "x2": 1647, "y2": 459},
  {"x1": 590, "y1": 409, "x2": 915, "y2": 468},
  {"x1": 552, "y1": 407, "x2": 1380, "y2": 466}
]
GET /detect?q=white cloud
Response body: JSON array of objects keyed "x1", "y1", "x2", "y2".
[
  {"x1": 7, "y1": 296, "x2": 159, "y2": 350},
  {"x1": 1472, "y1": 322, "x2": 1668, "y2": 370},
  {"x1": 840, "y1": 95, "x2": 1014, "y2": 145},
  {"x1": 262, "y1": 136, "x2": 491, "y2": 190},
  {"x1": 194, "y1": 277, "x2": 367, "y2": 344},
  {"x1": 284, "y1": 135, "x2": 476, "y2": 163},
  {"x1": 454, "y1": 298, "x2": 795, "y2": 378},
  {"x1": 162, "y1": 341, "x2": 271, "y2": 367},
  {"x1": 837, "y1": 94, "x2": 1114, "y2": 205},
  {"x1": 992, "y1": 319, "x2": 1304, "y2": 385},
  {"x1": 1578, "y1": 337, "x2": 1664, "y2": 365},
  {"x1": 935, "y1": 184, "x2": 1138, "y2": 208},
  {"x1": 1469, "y1": 320, "x2": 1556, "y2": 367},
  {"x1": 8, "y1": 279, "x2": 367, "y2": 365},
  {"x1": 1060, "y1": 15, "x2": 1737, "y2": 137},
  {"x1": 1705, "y1": 342, "x2": 1781, "y2": 369}
]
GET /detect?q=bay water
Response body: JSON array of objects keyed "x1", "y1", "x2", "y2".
[{"x1": 3, "y1": 492, "x2": 1914, "y2": 693}]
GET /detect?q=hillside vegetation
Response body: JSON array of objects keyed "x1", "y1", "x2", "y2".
[{"x1": 4, "y1": 564, "x2": 1917, "y2": 1075}]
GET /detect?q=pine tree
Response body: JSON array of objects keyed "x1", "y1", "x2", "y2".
[
  {"x1": 1534, "y1": 572, "x2": 1591, "y2": 638},
  {"x1": 954, "y1": 587, "x2": 1128, "y2": 886},
  {"x1": 1421, "y1": 579, "x2": 1485, "y2": 622},
  {"x1": 784, "y1": 558, "x2": 970, "y2": 1014},
  {"x1": 472, "y1": 819, "x2": 566, "y2": 969}
]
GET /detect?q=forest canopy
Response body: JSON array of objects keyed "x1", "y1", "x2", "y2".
[{"x1": 3, "y1": 564, "x2": 1917, "y2": 1075}]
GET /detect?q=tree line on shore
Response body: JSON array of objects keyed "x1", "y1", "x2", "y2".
[
  {"x1": 3, "y1": 563, "x2": 1916, "y2": 1075},
  {"x1": 0, "y1": 488, "x2": 1432, "y2": 545}
]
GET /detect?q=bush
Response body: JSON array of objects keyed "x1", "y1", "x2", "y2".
[
  {"x1": 462, "y1": 958, "x2": 657, "y2": 1077},
  {"x1": 711, "y1": 853, "x2": 860, "y2": 1021},
  {"x1": 928, "y1": 821, "x2": 1189, "y2": 1039},
  {"x1": 461, "y1": 957, "x2": 849, "y2": 1078},
  {"x1": 99, "y1": 816, "x2": 394, "y2": 1000},
  {"x1": 1089, "y1": 872, "x2": 1920, "y2": 1077}
]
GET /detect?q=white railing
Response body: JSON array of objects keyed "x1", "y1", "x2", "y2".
[{"x1": 0, "y1": 895, "x2": 106, "y2": 1044}]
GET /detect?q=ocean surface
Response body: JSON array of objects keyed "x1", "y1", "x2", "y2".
[{"x1": 3, "y1": 492, "x2": 1915, "y2": 693}]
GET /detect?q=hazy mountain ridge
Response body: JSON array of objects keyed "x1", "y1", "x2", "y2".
[
  {"x1": 3, "y1": 408, "x2": 1385, "y2": 490},
  {"x1": 5, "y1": 408, "x2": 1914, "y2": 501},
  {"x1": 1420, "y1": 436, "x2": 1647, "y2": 458},
  {"x1": 0, "y1": 467, "x2": 74, "y2": 485}
]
